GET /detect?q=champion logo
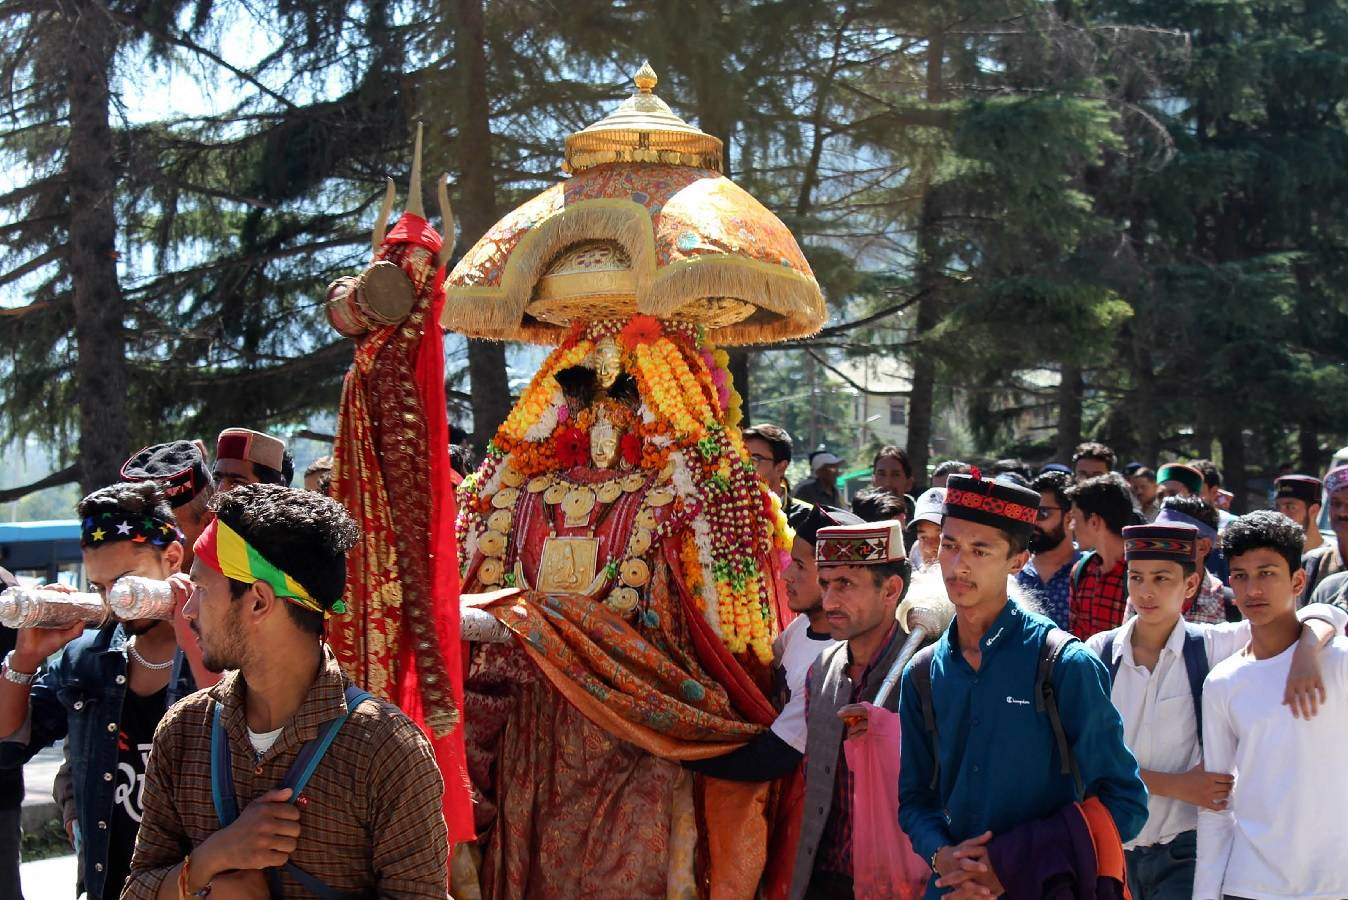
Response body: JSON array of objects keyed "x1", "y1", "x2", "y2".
[
  {"x1": 1006, "y1": 696, "x2": 1030, "y2": 706},
  {"x1": 985, "y1": 628, "x2": 1004, "y2": 647}
]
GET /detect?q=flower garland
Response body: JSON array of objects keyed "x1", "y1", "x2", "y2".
[{"x1": 459, "y1": 316, "x2": 790, "y2": 665}]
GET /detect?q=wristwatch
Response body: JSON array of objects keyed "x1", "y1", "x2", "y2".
[{"x1": 1, "y1": 651, "x2": 36, "y2": 686}]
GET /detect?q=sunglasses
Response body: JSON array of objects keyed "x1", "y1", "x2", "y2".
[{"x1": 1036, "y1": 506, "x2": 1064, "y2": 521}]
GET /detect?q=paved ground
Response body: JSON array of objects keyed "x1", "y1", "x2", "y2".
[
  {"x1": 19, "y1": 852, "x2": 77, "y2": 899},
  {"x1": 23, "y1": 742, "x2": 63, "y2": 830}
]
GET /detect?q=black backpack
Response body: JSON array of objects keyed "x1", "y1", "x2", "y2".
[
  {"x1": 909, "y1": 628, "x2": 1084, "y2": 800},
  {"x1": 1099, "y1": 624, "x2": 1209, "y2": 748}
]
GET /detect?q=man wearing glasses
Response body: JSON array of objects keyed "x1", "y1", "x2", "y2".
[
  {"x1": 743, "y1": 423, "x2": 797, "y2": 504},
  {"x1": 1014, "y1": 469, "x2": 1082, "y2": 628}
]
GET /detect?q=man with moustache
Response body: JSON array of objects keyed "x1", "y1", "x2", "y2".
[
  {"x1": 1014, "y1": 469, "x2": 1082, "y2": 629},
  {"x1": 1301, "y1": 465, "x2": 1347, "y2": 599},
  {"x1": 686, "y1": 504, "x2": 857, "y2": 779},
  {"x1": 123, "y1": 484, "x2": 448, "y2": 899},
  {"x1": 0, "y1": 482, "x2": 194, "y2": 900},
  {"x1": 789, "y1": 520, "x2": 917, "y2": 899},
  {"x1": 1272, "y1": 474, "x2": 1325, "y2": 554},
  {"x1": 898, "y1": 474, "x2": 1146, "y2": 898}
]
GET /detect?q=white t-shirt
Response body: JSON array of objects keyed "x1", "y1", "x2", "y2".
[
  {"x1": 1086, "y1": 604, "x2": 1347, "y2": 850},
  {"x1": 770, "y1": 615, "x2": 837, "y2": 752},
  {"x1": 1194, "y1": 636, "x2": 1348, "y2": 900},
  {"x1": 248, "y1": 725, "x2": 285, "y2": 758}
]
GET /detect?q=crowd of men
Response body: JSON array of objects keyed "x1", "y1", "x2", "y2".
[
  {"x1": 745, "y1": 425, "x2": 1348, "y2": 899},
  {"x1": 0, "y1": 421, "x2": 1345, "y2": 899}
]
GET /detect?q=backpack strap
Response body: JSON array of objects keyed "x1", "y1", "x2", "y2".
[
  {"x1": 1180, "y1": 625, "x2": 1210, "y2": 750},
  {"x1": 281, "y1": 686, "x2": 372, "y2": 801},
  {"x1": 210, "y1": 687, "x2": 374, "y2": 900},
  {"x1": 909, "y1": 643, "x2": 940, "y2": 791},
  {"x1": 210, "y1": 699, "x2": 239, "y2": 828},
  {"x1": 1099, "y1": 630, "x2": 1122, "y2": 686},
  {"x1": 1070, "y1": 552, "x2": 1095, "y2": 593},
  {"x1": 1035, "y1": 628, "x2": 1085, "y2": 801}
]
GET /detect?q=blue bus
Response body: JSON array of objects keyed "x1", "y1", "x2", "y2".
[{"x1": 0, "y1": 519, "x2": 83, "y2": 586}]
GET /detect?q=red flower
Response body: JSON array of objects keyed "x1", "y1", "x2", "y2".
[
  {"x1": 555, "y1": 426, "x2": 590, "y2": 468},
  {"x1": 618, "y1": 315, "x2": 662, "y2": 349},
  {"x1": 620, "y1": 433, "x2": 641, "y2": 466}
]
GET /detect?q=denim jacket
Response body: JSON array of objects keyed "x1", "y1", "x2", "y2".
[{"x1": 0, "y1": 624, "x2": 193, "y2": 900}]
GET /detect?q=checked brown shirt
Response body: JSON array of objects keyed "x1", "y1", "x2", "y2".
[{"x1": 121, "y1": 646, "x2": 449, "y2": 899}]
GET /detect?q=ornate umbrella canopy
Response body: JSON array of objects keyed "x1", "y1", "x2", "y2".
[{"x1": 441, "y1": 63, "x2": 825, "y2": 345}]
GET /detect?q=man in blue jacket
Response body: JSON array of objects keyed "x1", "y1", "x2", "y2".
[
  {"x1": 0, "y1": 482, "x2": 194, "y2": 900},
  {"x1": 899, "y1": 473, "x2": 1147, "y2": 897}
]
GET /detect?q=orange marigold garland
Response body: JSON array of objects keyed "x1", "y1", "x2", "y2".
[{"x1": 458, "y1": 318, "x2": 791, "y2": 664}]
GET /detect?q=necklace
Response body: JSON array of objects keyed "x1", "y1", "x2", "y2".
[{"x1": 128, "y1": 638, "x2": 175, "y2": 671}]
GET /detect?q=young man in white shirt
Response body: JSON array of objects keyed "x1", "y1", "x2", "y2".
[
  {"x1": 1195, "y1": 511, "x2": 1348, "y2": 900},
  {"x1": 1088, "y1": 523, "x2": 1344, "y2": 900}
]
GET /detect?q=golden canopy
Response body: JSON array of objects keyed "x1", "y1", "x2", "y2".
[{"x1": 441, "y1": 64, "x2": 826, "y2": 345}]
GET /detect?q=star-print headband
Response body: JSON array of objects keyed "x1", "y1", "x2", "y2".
[
  {"x1": 81, "y1": 511, "x2": 183, "y2": 549},
  {"x1": 193, "y1": 517, "x2": 345, "y2": 617}
]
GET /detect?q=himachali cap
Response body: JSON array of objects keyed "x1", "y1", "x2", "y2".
[
  {"x1": 216, "y1": 428, "x2": 287, "y2": 474},
  {"x1": 815, "y1": 520, "x2": 906, "y2": 566},
  {"x1": 1274, "y1": 475, "x2": 1323, "y2": 505},
  {"x1": 1123, "y1": 523, "x2": 1198, "y2": 563},
  {"x1": 943, "y1": 474, "x2": 1040, "y2": 541},
  {"x1": 1156, "y1": 463, "x2": 1204, "y2": 496},
  {"x1": 788, "y1": 503, "x2": 863, "y2": 547},
  {"x1": 1325, "y1": 466, "x2": 1348, "y2": 497},
  {"x1": 120, "y1": 441, "x2": 210, "y2": 509}
]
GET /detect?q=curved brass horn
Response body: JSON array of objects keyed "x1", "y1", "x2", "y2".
[
  {"x1": 372, "y1": 178, "x2": 395, "y2": 253},
  {"x1": 407, "y1": 123, "x2": 425, "y2": 220},
  {"x1": 436, "y1": 174, "x2": 455, "y2": 268}
]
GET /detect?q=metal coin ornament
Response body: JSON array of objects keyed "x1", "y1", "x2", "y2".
[
  {"x1": 527, "y1": 476, "x2": 551, "y2": 493},
  {"x1": 487, "y1": 509, "x2": 513, "y2": 533},
  {"x1": 597, "y1": 480, "x2": 624, "y2": 504},
  {"x1": 608, "y1": 587, "x2": 640, "y2": 613},
  {"x1": 620, "y1": 558, "x2": 651, "y2": 588},
  {"x1": 629, "y1": 528, "x2": 653, "y2": 557},
  {"x1": 500, "y1": 467, "x2": 524, "y2": 488},
  {"x1": 544, "y1": 482, "x2": 569, "y2": 506},
  {"x1": 491, "y1": 487, "x2": 519, "y2": 509},
  {"x1": 562, "y1": 486, "x2": 598, "y2": 527},
  {"x1": 478, "y1": 558, "x2": 504, "y2": 586},
  {"x1": 478, "y1": 530, "x2": 507, "y2": 558}
]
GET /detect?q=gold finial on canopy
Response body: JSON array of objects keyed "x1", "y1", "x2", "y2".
[{"x1": 563, "y1": 62, "x2": 723, "y2": 174}]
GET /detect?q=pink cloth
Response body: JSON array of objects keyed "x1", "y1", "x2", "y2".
[{"x1": 844, "y1": 703, "x2": 929, "y2": 900}]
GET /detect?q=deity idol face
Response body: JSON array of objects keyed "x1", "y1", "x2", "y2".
[
  {"x1": 590, "y1": 407, "x2": 621, "y2": 469},
  {"x1": 587, "y1": 337, "x2": 623, "y2": 391}
]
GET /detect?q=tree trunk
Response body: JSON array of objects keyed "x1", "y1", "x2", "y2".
[
  {"x1": 905, "y1": 30, "x2": 945, "y2": 490},
  {"x1": 454, "y1": 0, "x2": 509, "y2": 452},
  {"x1": 1055, "y1": 363, "x2": 1083, "y2": 462},
  {"x1": 1220, "y1": 422, "x2": 1248, "y2": 513},
  {"x1": 67, "y1": 1, "x2": 129, "y2": 493},
  {"x1": 1298, "y1": 422, "x2": 1321, "y2": 475}
]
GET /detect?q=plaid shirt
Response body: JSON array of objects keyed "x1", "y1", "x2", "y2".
[
  {"x1": 1070, "y1": 552, "x2": 1128, "y2": 641},
  {"x1": 807, "y1": 624, "x2": 901, "y2": 878},
  {"x1": 122, "y1": 646, "x2": 449, "y2": 899}
]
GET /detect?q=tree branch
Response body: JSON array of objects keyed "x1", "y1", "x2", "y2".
[{"x1": 0, "y1": 464, "x2": 79, "y2": 503}]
